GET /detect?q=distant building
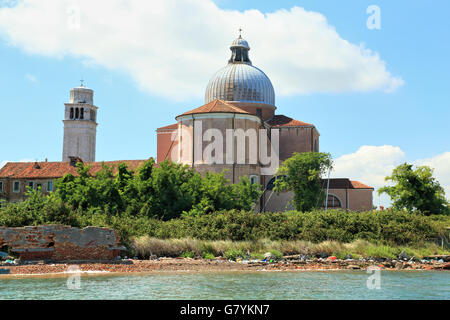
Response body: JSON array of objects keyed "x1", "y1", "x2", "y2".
[
  {"x1": 264, "y1": 178, "x2": 374, "y2": 212},
  {"x1": 0, "y1": 159, "x2": 146, "y2": 203}
]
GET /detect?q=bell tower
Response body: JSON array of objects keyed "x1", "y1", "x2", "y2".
[{"x1": 62, "y1": 82, "x2": 98, "y2": 162}]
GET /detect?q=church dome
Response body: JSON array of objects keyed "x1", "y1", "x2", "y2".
[
  {"x1": 205, "y1": 36, "x2": 275, "y2": 106},
  {"x1": 231, "y1": 37, "x2": 249, "y2": 49}
]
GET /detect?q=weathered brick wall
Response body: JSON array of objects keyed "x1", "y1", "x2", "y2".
[{"x1": 0, "y1": 225, "x2": 123, "y2": 261}]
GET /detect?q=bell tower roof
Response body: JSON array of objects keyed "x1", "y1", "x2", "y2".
[{"x1": 70, "y1": 83, "x2": 94, "y2": 105}]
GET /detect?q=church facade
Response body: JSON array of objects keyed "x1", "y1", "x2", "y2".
[{"x1": 0, "y1": 35, "x2": 373, "y2": 211}]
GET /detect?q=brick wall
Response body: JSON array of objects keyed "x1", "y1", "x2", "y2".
[
  {"x1": 0, "y1": 225, "x2": 123, "y2": 261},
  {"x1": 278, "y1": 127, "x2": 318, "y2": 161}
]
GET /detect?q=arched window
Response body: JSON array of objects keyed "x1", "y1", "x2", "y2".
[
  {"x1": 266, "y1": 175, "x2": 287, "y2": 191},
  {"x1": 314, "y1": 139, "x2": 318, "y2": 152},
  {"x1": 75, "y1": 108, "x2": 79, "y2": 119},
  {"x1": 324, "y1": 194, "x2": 342, "y2": 208},
  {"x1": 70, "y1": 108, "x2": 74, "y2": 119},
  {"x1": 80, "y1": 108, "x2": 84, "y2": 119},
  {"x1": 249, "y1": 175, "x2": 259, "y2": 185},
  {"x1": 266, "y1": 177, "x2": 276, "y2": 191}
]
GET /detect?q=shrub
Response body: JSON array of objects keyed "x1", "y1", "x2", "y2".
[
  {"x1": 224, "y1": 249, "x2": 246, "y2": 261},
  {"x1": 180, "y1": 251, "x2": 195, "y2": 258},
  {"x1": 2, "y1": 193, "x2": 449, "y2": 248},
  {"x1": 269, "y1": 249, "x2": 283, "y2": 260},
  {"x1": 365, "y1": 245, "x2": 397, "y2": 259},
  {"x1": 250, "y1": 252, "x2": 265, "y2": 260},
  {"x1": 334, "y1": 250, "x2": 352, "y2": 260},
  {"x1": 202, "y1": 252, "x2": 215, "y2": 260}
]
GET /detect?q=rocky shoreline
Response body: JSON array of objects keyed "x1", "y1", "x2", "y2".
[{"x1": 1, "y1": 255, "x2": 449, "y2": 277}]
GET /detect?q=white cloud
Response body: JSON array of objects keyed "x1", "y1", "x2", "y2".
[
  {"x1": 415, "y1": 152, "x2": 450, "y2": 200},
  {"x1": 332, "y1": 146, "x2": 450, "y2": 208},
  {"x1": 332, "y1": 145, "x2": 406, "y2": 188},
  {"x1": 0, "y1": 0, "x2": 403, "y2": 101}
]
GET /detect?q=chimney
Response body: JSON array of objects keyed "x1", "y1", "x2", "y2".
[
  {"x1": 33, "y1": 161, "x2": 40, "y2": 169},
  {"x1": 69, "y1": 156, "x2": 83, "y2": 167}
]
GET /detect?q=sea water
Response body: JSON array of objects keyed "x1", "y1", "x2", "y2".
[{"x1": 0, "y1": 271, "x2": 448, "y2": 300}]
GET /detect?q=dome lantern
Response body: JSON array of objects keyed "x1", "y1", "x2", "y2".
[
  {"x1": 229, "y1": 35, "x2": 251, "y2": 65},
  {"x1": 205, "y1": 33, "x2": 275, "y2": 107}
]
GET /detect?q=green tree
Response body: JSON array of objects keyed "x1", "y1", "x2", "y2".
[
  {"x1": 146, "y1": 160, "x2": 200, "y2": 220},
  {"x1": 378, "y1": 163, "x2": 449, "y2": 215},
  {"x1": 274, "y1": 152, "x2": 333, "y2": 211},
  {"x1": 185, "y1": 174, "x2": 261, "y2": 216},
  {"x1": 33, "y1": 159, "x2": 262, "y2": 221},
  {"x1": 231, "y1": 176, "x2": 261, "y2": 211},
  {"x1": 55, "y1": 162, "x2": 122, "y2": 214}
]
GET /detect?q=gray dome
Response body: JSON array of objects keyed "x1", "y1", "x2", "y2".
[
  {"x1": 205, "y1": 64, "x2": 275, "y2": 106},
  {"x1": 205, "y1": 36, "x2": 275, "y2": 106},
  {"x1": 231, "y1": 37, "x2": 249, "y2": 49}
]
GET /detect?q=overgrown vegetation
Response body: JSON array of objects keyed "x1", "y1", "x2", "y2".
[
  {"x1": 130, "y1": 237, "x2": 449, "y2": 260},
  {"x1": 378, "y1": 163, "x2": 449, "y2": 215},
  {"x1": 0, "y1": 158, "x2": 448, "y2": 260},
  {"x1": 1, "y1": 198, "x2": 448, "y2": 248},
  {"x1": 54, "y1": 159, "x2": 261, "y2": 219}
]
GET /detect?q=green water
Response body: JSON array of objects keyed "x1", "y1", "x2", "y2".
[{"x1": 0, "y1": 271, "x2": 449, "y2": 300}]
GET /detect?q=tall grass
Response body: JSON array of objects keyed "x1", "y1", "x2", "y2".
[{"x1": 130, "y1": 236, "x2": 449, "y2": 260}]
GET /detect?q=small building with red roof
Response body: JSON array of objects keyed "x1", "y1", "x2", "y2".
[{"x1": 0, "y1": 158, "x2": 148, "y2": 203}]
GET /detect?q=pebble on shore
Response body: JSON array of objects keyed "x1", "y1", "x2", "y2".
[{"x1": 1, "y1": 258, "x2": 448, "y2": 276}]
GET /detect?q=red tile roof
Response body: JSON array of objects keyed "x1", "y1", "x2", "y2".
[
  {"x1": 321, "y1": 178, "x2": 373, "y2": 189},
  {"x1": 321, "y1": 178, "x2": 351, "y2": 189},
  {"x1": 350, "y1": 180, "x2": 374, "y2": 189},
  {"x1": 0, "y1": 160, "x2": 152, "y2": 179},
  {"x1": 266, "y1": 115, "x2": 314, "y2": 128},
  {"x1": 156, "y1": 123, "x2": 178, "y2": 131},
  {"x1": 177, "y1": 99, "x2": 250, "y2": 118}
]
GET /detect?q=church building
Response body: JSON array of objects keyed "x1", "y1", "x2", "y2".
[
  {"x1": 156, "y1": 35, "x2": 374, "y2": 211},
  {"x1": 0, "y1": 34, "x2": 373, "y2": 211}
]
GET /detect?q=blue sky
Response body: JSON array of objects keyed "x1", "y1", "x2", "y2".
[{"x1": 0, "y1": 0, "x2": 449, "y2": 203}]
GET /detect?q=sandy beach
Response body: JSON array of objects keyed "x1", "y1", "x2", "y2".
[{"x1": 1, "y1": 257, "x2": 449, "y2": 278}]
